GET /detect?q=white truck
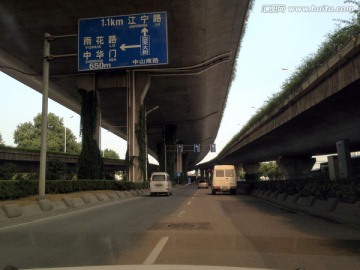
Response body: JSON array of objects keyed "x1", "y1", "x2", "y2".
[{"x1": 211, "y1": 165, "x2": 237, "y2": 195}]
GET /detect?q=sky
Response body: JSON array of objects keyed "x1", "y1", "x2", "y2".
[{"x1": 0, "y1": 0, "x2": 356, "y2": 165}]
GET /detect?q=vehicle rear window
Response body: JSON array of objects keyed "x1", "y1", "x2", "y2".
[
  {"x1": 215, "y1": 170, "x2": 235, "y2": 177},
  {"x1": 215, "y1": 170, "x2": 225, "y2": 177},
  {"x1": 152, "y1": 175, "x2": 166, "y2": 181},
  {"x1": 225, "y1": 170, "x2": 235, "y2": 177}
]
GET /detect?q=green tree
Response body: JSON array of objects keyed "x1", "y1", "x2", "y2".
[
  {"x1": 0, "y1": 162, "x2": 17, "y2": 179},
  {"x1": 0, "y1": 132, "x2": 4, "y2": 146},
  {"x1": 103, "y1": 148, "x2": 120, "y2": 159},
  {"x1": 258, "y1": 162, "x2": 283, "y2": 180},
  {"x1": 13, "y1": 112, "x2": 81, "y2": 154}
]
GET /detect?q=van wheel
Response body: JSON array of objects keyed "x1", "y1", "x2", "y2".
[{"x1": 211, "y1": 189, "x2": 216, "y2": 195}]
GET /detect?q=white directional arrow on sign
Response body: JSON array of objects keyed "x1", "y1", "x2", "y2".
[
  {"x1": 141, "y1": 27, "x2": 149, "y2": 36},
  {"x1": 120, "y1": 44, "x2": 141, "y2": 51}
]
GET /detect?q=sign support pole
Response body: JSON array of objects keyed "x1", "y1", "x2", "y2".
[{"x1": 39, "y1": 33, "x2": 51, "y2": 200}]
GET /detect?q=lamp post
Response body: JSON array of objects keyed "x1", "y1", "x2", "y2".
[
  {"x1": 145, "y1": 106, "x2": 159, "y2": 181},
  {"x1": 64, "y1": 116, "x2": 74, "y2": 153}
]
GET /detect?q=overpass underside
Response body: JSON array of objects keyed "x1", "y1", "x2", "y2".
[
  {"x1": 0, "y1": 1, "x2": 252, "y2": 182},
  {"x1": 206, "y1": 34, "x2": 360, "y2": 180}
]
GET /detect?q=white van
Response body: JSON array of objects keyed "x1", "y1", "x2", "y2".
[
  {"x1": 150, "y1": 172, "x2": 172, "y2": 196},
  {"x1": 211, "y1": 165, "x2": 237, "y2": 195}
]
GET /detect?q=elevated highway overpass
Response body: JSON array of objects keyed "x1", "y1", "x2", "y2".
[
  {"x1": 0, "y1": 148, "x2": 126, "y2": 180},
  {"x1": 198, "y1": 34, "x2": 360, "y2": 180},
  {"x1": 0, "y1": 0, "x2": 252, "y2": 182}
]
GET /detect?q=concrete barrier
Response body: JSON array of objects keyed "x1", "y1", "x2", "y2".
[
  {"x1": 38, "y1": 199, "x2": 53, "y2": 212},
  {"x1": 124, "y1": 191, "x2": 132, "y2": 197},
  {"x1": 285, "y1": 193, "x2": 300, "y2": 203},
  {"x1": 2, "y1": 204, "x2": 22, "y2": 218},
  {"x1": 277, "y1": 193, "x2": 287, "y2": 201},
  {"x1": 62, "y1": 197, "x2": 75, "y2": 208},
  {"x1": 130, "y1": 190, "x2": 139, "y2": 196},
  {"x1": 116, "y1": 191, "x2": 128, "y2": 199},
  {"x1": 0, "y1": 189, "x2": 146, "y2": 221},
  {"x1": 82, "y1": 195, "x2": 92, "y2": 204},
  {"x1": 252, "y1": 188, "x2": 360, "y2": 226}
]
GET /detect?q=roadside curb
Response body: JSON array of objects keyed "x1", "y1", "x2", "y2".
[
  {"x1": 0, "y1": 189, "x2": 150, "y2": 223},
  {"x1": 251, "y1": 188, "x2": 360, "y2": 226}
]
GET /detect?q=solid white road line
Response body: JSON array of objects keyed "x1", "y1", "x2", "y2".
[{"x1": 143, "y1": 236, "x2": 169, "y2": 265}]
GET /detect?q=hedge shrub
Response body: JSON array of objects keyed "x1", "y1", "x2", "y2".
[{"x1": 0, "y1": 180, "x2": 149, "y2": 201}]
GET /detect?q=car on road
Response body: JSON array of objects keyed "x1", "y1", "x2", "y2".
[
  {"x1": 150, "y1": 172, "x2": 172, "y2": 196},
  {"x1": 197, "y1": 179, "x2": 209, "y2": 189}
]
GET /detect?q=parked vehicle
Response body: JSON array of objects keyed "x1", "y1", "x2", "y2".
[
  {"x1": 150, "y1": 172, "x2": 172, "y2": 196},
  {"x1": 198, "y1": 179, "x2": 209, "y2": 189},
  {"x1": 211, "y1": 165, "x2": 237, "y2": 195}
]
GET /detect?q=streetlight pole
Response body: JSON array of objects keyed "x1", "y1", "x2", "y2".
[
  {"x1": 64, "y1": 115, "x2": 74, "y2": 153},
  {"x1": 145, "y1": 105, "x2": 159, "y2": 181}
]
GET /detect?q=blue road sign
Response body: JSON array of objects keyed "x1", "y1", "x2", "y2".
[
  {"x1": 194, "y1": 144, "x2": 201, "y2": 153},
  {"x1": 78, "y1": 12, "x2": 168, "y2": 71},
  {"x1": 178, "y1": 144, "x2": 183, "y2": 153}
]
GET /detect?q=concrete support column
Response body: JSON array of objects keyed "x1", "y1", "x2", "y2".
[
  {"x1": 181, "y1": 152, "x2": 188, "y2": 184},
  {"x1": 94, "y1": 91, "x2": 101, "y2": 150},
  {"x1": 336, "y1": 139, "x2": 352, "y2": 180},
  {"x1": 277, "y1": 157, "x2": 315, "y2": 180},
  {"x1": 127, "y1": 71, "x2": 150, "y2": 182},
  {"x1": 77, "y1": 75, "x2": 102, "y2": 149},
  {"x1": 328, "y1": 155, "x2": 340, "y2": 180},
  {"x1": 176, "y1": 151, "x2": 183, "y2": 175},
  {"x1": 242, "y1": 163, "x2": 260, "y2": 182}
]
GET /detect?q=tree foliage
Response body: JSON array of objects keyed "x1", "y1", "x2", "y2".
[
  {"x1": 103, "y1": 148, "x2": 120, "y2": 159},
  {"x1": 258, "y1": 162, "x2": 283, "y2": 180},
  {"x1": 0, "y1": 133, "x2": 4, "y2": 146},
  {"x1": 13, "y1": 112, "x2": 81, "y2": 154}
]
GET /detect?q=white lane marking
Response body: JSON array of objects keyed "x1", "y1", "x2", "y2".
[
  {"x1": 187, "y1": 201, "x2": 192, "y2": 205},
  {"x1": 192, "y1": 197, "x2": 195, "y2": 199},
  {"x1": 143, "y1": 236, "x2": 169, "y2": 265},
  {"x1": 178, "y1": 210, "x2": 185, "y2": 217}
]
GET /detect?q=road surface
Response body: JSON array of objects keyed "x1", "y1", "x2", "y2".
[{"x1": 0, "y1": 185, "x2": 359, "y2": 269}]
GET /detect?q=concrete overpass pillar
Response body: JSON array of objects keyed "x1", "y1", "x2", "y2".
[
  {"x1": 164, "y1": 124, "x2": 177, "y2": 179},
  {"x1": 77, "y1": 75, "x2": 102, "y2": 147},
  {"x1": 336, "y1": 139, "x2": 352, "y2": 180},
  {"x1": 242, "y1": 163, "x2": 260, "y2": 182},
  {"x1": 277, "y1": 157, "x2": 315, "y2": 180},
  {"x1": 176, "y1": 151, "x2": 183, "y2": 176},
  {"x1": 127, "y1": 71, "x2": 150, "y2": 182}
]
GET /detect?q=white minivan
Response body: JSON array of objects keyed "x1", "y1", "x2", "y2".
[
  {"x1": 150, "y1": 172, "x2": 172, "y2": 196},
  {"x1": 211, "y1": 165, "x2": 237, "y2": 195}
]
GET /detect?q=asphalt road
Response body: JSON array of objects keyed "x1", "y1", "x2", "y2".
[{"x1": 0, "y1": 185, "x2": 359, "y2": 269}]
